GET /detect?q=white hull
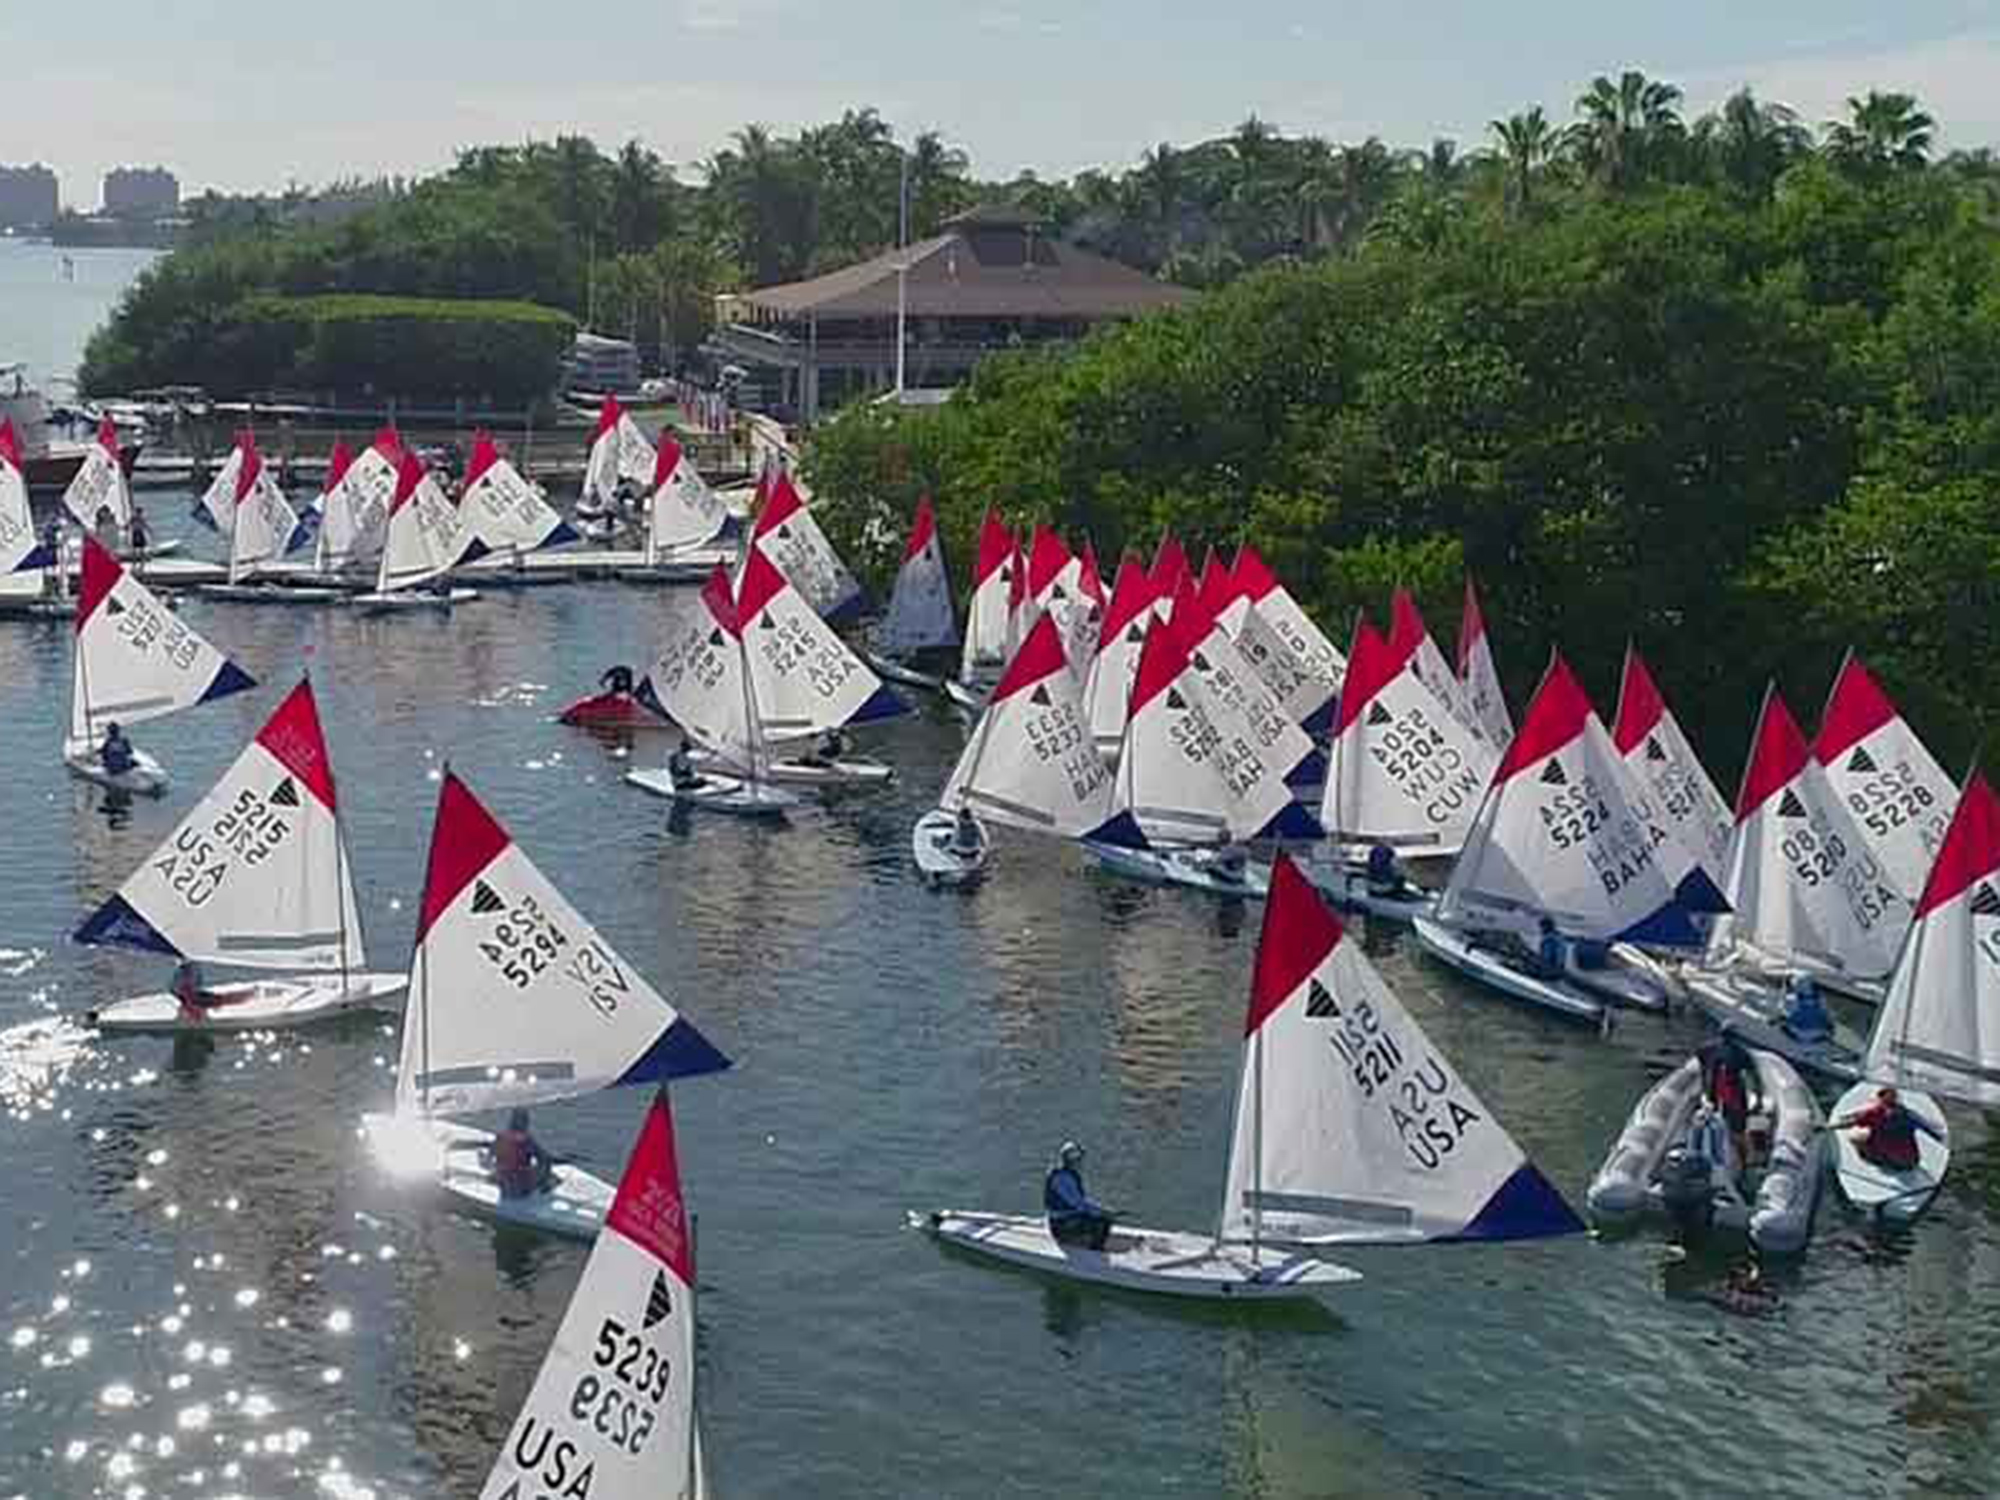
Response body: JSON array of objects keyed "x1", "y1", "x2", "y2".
[
  {"x1": 63, "y1": 744, "x2": 169, "y2": 797},
  {"x1": 913, "y1": 808, "x2": 988, "y2": 886},
  {"x1": 1828, "y1": 1082, "x2": 1949, "y2": 1224},
  {"x1": 1300, "y1": 858, "x2": 1436, "y2": 924},
  {"x1": 1680, "y1": 966, "x2": 1863, "y2": 1084},
  {"x1": 911, "y1": 1210, "x2": 1359, "y2": 1302},
  {"x1": 1409, "y1": 916, "x2": 1606, "y2": 1024},
  {"x1": 688, "y1": 748, "x2": 893, "y2": 788},
  {"x1": 88, "y1": 971, "x2": 408, "y2": 1035},
  {"x1": 863, "y1": 651, "x2": 946, "y2": 692},
  {"x1": 196, "y1": 582, "x2": 349, "y2": 604},
  {"x1": 351, "y1": 587, "x2": 481, "y2": 612},
  {"x1": 363, "y1": 1112, "x2": 614, "y2": 1242},
  {"x1": 625, "y1": 766, "x2": 800, "y2": 816},
  {"x1": 943, "y1": 677, "x2": 990, "y2": 714},
  {"x1": 1090, "y1": 843, "x2": 1270, "y2": 899}
]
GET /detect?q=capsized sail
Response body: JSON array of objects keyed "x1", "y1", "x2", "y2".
[
  {"x1": 316, "y1": 430, "x2": 400, "y2": 571},
  {"x1": 1081, "y1": 553, "x2": 1155, "y2": 758},
  {"x1": 751, "y1": 471, "x2": 861, "y2": 621},
  {"x1": 1320, "y1": 615, "x2": 1496, "y2": 854},
  {"x1": 396, "y1": 771, "x2": 730, "y2": 1118},
  {"x1": 583, "y1": 394, "x2": 658, "y2": 509},
  {"x1": 877, "y1": 495, "x2": 958, "y2": 658},
  {"x1": 1611, "y1": 646, "x2": 1733, "y2": 882},
  {"x1": 0, "y1": 419, "x2": 53, "y2": 572},
  {"x1": 1456, "y1": 576, "x2": 1513, "y2": 750},
  {"x1": 960, "y1": 509, "x2": 1015, "y2": 682},
  {"x1": 375, "y1": 450, "x2": 481, "y2": 593},
  {"x1": 646, "y1": 433, "x2": 729, "y2": 559},
  {"x1": 736, "y1": 549, "x2": 903, "y2": 741},
  {"x1": 1227, "y1": 545, "x2": 1344, "y2": 728},
  {"x1": 1814, "y1": 654, "x2": 1955, "y2": 913},
  {"x1": 76, "y1": 677, "x2": 363, "y2": 970},
  {"x1": 1709, "y1": 685, "x2": 1905, "y2": 981},
  {"x1": 1435, "y1": 654, "x2": 1727, "y2": 946},
  {"x1": 1865, "y1": 771, "x2": 2000, "y2": 1107},
  {"x1": 68, "y1": 537, "x2": 255, "y2": 750},
  {"x1": 479, "y1": 1091, "x2": 702, "y2": 1500},
  {"x1": 942, "y1": 613, "x2": 1141, "y2": 843},
  {"x1": 62, "y1": 417, "x2": 134, "y2": 534},
  {"x1": 459, "y1": 433, "x2": 579, "y2": 556},
  {"x1": 1220, "y1": 855, "x2": 1583, "y2": 1245}
]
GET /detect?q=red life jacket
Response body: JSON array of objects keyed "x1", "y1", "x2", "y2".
[
  {"x1": 1860, "y1": 1106, "x2": 1920, "y2": 1170},
  {"x1": 493, "y1": 1130, "x2": 536, "y2": 1193}
]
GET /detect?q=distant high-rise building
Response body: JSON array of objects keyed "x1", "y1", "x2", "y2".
[
  {"x1": 102, "y1": 166, "x2": 179, "y2": 218},
  {"x1": 0, "y1": 164, "x2": 59, "y2": 229}
]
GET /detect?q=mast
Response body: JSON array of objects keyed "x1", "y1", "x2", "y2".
[{"x1": 1250, "y1": 1026, "x2": 1264, "y2": 1266}]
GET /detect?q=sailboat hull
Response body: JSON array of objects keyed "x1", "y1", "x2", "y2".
[
  {"x1": 688, "y1": 748, "x2": 892, "y2": 787},
  {"x1": 87, "y1": 971, "x2": 408, "y2": 1035},
  {"x1": 62, "y1": 744, "x2": 169, "y2": 797},
  {"x1": 1409, "y1": 916, "x2": 1605, "y2": 1024},
  {"x1": 913, "y1": 808, "x2": 988, "y2": 886},
  {"x1": 625, "y1": 766, "x2": 800, "y2": 815},
  {"x1": 911, "y1": 1209, "x2": 1358, "y2": 1301},
  {"x1": 351, "y1": 587, "x2": 480, "y2": 612},
  {"x1": 863, "y1": 651, "x2": 947, "y2": 693},
  {"x1": 1678, "y1": 967, "x2": 1863, "y2": 1084},
  {"x1": 363, "y1": 1112, "x2": 614, "y2": 1242},
  {"x1": 1827, "y1": 1083, "x2": 1949, "y2": 1223},
  {"x1": 1089, "y1": 843, "x2": 1270, "y2": 899},
  {"x1": 1299, "y1": 856, "x2": 1436, "y2": 924}
]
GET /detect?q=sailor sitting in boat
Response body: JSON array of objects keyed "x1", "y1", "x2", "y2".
[
  {"x1": 951, "y1": 807, "x2": 983, "y2": 856},
  {"x1": 1781, "y1": 975, "x2": 1833, "y2": 1044},
  {"x1": 667, "y1": 736, "x2": 707, "y2": 793},
  {"x1": 1533, "y1": 915, "x2": 1569, "y2": 975},
  {"x1": 128, "y1": 505, "x2": 151, "y2": 553},
  {"x1": 171, "y1": 960, "x2": 222, "y2": 1023},
  {"x1": 1212, "y1": 845, "x2": 1250, "y2": 884},
  {"x1": 800, "y1": 727, "x2": 849, "y2": 769},
  {"x1": 600, "y1": 664, "x2": 637, "y2": 698},
  {"x1": 1365, "y1": 843, "x2": 1412, "y2": 896},
  {"x1": 1045, "y1": 1141, "x2": 1113, "y2": 1250},
  {"x1": 1826, "y1": 1086, "x2": 1941, "y2": 1172},
  {"x1": 490, "y1": 1107, "x2": 557, "y2": 1199},
  {"x1": 100, "y1": 721, "x2": 137, "y2": 776}
]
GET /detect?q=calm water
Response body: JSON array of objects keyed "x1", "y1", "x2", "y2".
[{"x1": 0, "y1": 238, "x2": 158, "y2": 389}]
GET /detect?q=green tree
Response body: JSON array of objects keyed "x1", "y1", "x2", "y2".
[{"x1": 1825, "y1": 91, "x2": 1936, "y2": 176}]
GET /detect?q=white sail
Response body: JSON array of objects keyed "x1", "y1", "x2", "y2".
[
  {"x1": 1456, "y1": 577, "x2": 1513, "y2": 749},
  {"x1": 877, "y1": 496, "x2": 958, "y2": 657},
  {"x1": 1865, "y1": 773, "x2": 2000, "y2": 1107},
  {"x1": 584, "y1": 395, "x2": 658, "y2": 508},
  {"x1": 1435, "y1": 654, "x2": 1725, "y2": 946},
  {"x1": 459, "y1": 433, "x2": 578, "y2": 556},
  {"x1": 1220, "y1": 856, "x2": 1583, "y2": 1245},
  {"x1": 480, "y1": 1092, "x2": 702, "y2": 1500},
  {"x1": 1320, "y1": 617, "x2": 1496, "y2": 854},
  {"x1": 1225, "y1": 546, "x2": 1344, "y2": 727},
  {"x1": 192, "y1": 437, "x2": 248, "y2": 534},
  {"x1": 62, "y1": 417, "x2": 134, "y2": 534},
  {"x1": 959, "y1": 511, "x2": 1015, "y2": 681},
  {"x1": 75, "y1": 678, "x2": 363, "y2": 971},
  {"x1": 1148, "y1": 535, "x2": 1191, "y2": 621},
  {"x1": 942, "y1": 613, "x2": 1135, "y2": 842},
  {"x1": 1391, "y1": 588, "x2": 1487, "y2": 746},
  {"x1": 1023, "y1": 526, "x2": 1093, "y2": 673},
  {"x1": 316, "y1": 433, "x2": 400, "y2": 571},
  {"x1": 1111, "y1": 609, "x2": 1316, "y2": 847},
  {"x1": 226, "y1": 442, "x2": 307, "y2": 583},
  {"x1": 750, "y1": 471, "x2": 861, "y2": 621},
  {"x1": 644, "y1": 569, "x2": 756, "y2": 763},
  {"x1": 1709, "y1": 685, "x2": 1906, "y2": 982},
  {"x1": 0, "y1": 419, "x2": 51, "y2": 573},
  {"x1": 1168, "y1": 577, "x2": 1315, "y2": 782},
  {"x1": 735, "y1": 550, "x2": 898, "y2": 742},
  {"x1": 1612, "y1": 646, "x2": 1734, "y2": 881},
  {"x1": 1081, "y1": 554, "x2": 1155, "y2": 758},
  {"x1": 68, "y1": 537, "x2": 255, "y2": 750},
  {"x1": 646, "y1": 433, "x2": 729, "y2": 559},
  {"x1": 375, "y1": 451, "x2": 478, "y2": 594},
  {"x1": 1814, "y1": 654, "x2": 1955, "y2": 914},
  {"x1": 396, "y1": 771, "x2": 729, "y2": 1118}
]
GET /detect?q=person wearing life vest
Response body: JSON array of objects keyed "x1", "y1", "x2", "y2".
[
  {"x1": 1364, "y1": 843, "x2": 1410, "y2": 897},
  {"x1": 1535, "y1": 915, "x2": 1568, "y2": 976},
  {"x1": 1044, "y1": 1141, "x2": 1112, "y2": 1250},
  {"x1": 100, "y1": 721, "x2": 137, "y2": 776},
  {"x1": 600, "y1": 664, "x2": 636, "y2": 698},
  {"x1": 1213, "y1": 845, "x2": 1250, "y2": 885},
  {"x1": 492, "y1": 1108, "x2": 553, "y2": 1200},
  {"x1": 1782, "y1": 975, "x2": 1833, "y2": 1044},
  {"x1": 667, "y1": 735, "x2": 706, "y2": 794},
  {"x1": 1697, "y1": 1026, "x2": 1754, "y2": 1163},
  {"x1": 1828, "y1": 1085, "x2": 1941, "y2": 1171},
  {"x1": 172, "y1": 960, "x2": 220, "y2": 1024},
  {"x1": 951, "y1": 807, "x2": 984, "y2": 857},
  {"x1": 801, "y1": 727, "x2": 849, "y2": 769}
]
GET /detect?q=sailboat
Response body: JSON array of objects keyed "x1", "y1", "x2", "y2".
[
  {"x1": 1092, "y1": 594, "x2": 1319, "y2": 898},
  {"x1": 314, "y1": 431, "x2": 401, "y2": 585},
  {"x1": 353, "y1": 449, "x2": 485, "y2": 610},
  {"x1": 749, "y1": 470, "x2": 861, "y2": 622},
  {"x1": 76, "y1": 677, "x2": 406, "y2": 1033},
  {"x1": 1148, "y1": 533, "x2": 1191, "y2": 617},
  {"x1": 193, "y1": 432, "x2": 326, "y2": 602},
  {"x1": 1836, "y1": 769, "x2": 2000, "y2": 1222},
  {"x1": 61, "y1": 416, "x2": 135, "y2": 545},
  {"x1": 1221, "y1": 545, "x2": 1345, "y2": 731},
  {"x1": 627, "y1": 567, "x2": 802, "y2": 816},
  {"x1": 916, "y1": 855, "x2": 1580, "y2": 1298},
  {"x1": 580, "y1": 394, "x2": 657, "y2": 543},
  {"x1": 865, "y1": 495, "x2": 959, "y2": 691},
  {"x1": 363, "y1": 770, "x2": 731, "y2": 1239},
  {"x1": 949, "y1": 509, "x2": 1016, "y2": 710},
  {"x1": 1389, "y1": 588, "x2": 1489, "y2": 748},
  {"x1": 455, "y1": 432, "x2": 579, "y2": 581},
  {"x1": 1611, "y1": 646, "x2": 1733, "y2": 884},
  {"x1": 1414, "y1": 653, "x2": 1728, "y2": 1023},
  {"x1": 1311, "y1": 614, "x2": 1496, "y2": 920},
  {"x1": 1080, "y1": 552, "x2": 1155, "y2": 761},
  {"x1": 1022, "y1": 525, "x2": 1097, "y2": 674},
  {"x1": 64, "y1": 536, "x2": 256, "y2": 795},
  {"x1": 0, "y1": 418, "x2": 59, "y2": 614},
  {"x1": 478, "y1": 1091, "x2": 708, "y2": 1499},
  {"x1": 914, "y1": 613, "x2": 1145, "y2": 885},
  {"x1": 636, "y1": 431, "x2": 732, "y2": 574},
  {"x1": 1456, "y1": 576, "x2": 1513, "y2": 750}
]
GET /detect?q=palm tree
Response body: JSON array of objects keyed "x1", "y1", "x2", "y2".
[
  {"x1": 1133, "y1": 143, "x2": 1191, "y2": 261},
  {"x1": 1291, "y1": 136, "x2": 1345, "y2": 251},
  {"x1": 1825, "y1": 91, "x2": 1936, "y2": 174},
  {"x1": 1570, "y1": 70, "x2": 1685, "y2": 189},
  {"x1": 1489, "y1": 107, "x2": 1558, "y2": 213},
  {"x1": 610, "y1": 139, "x2": 671, "y2": 254},
  {"x1": 1694, "y1": 89, "x2": 1811, "y2": 202},
  {"x1": 905, "y1": 130, "x2": 972, "y2": 238}
]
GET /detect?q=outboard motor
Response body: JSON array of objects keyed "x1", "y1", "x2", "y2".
[{"x1": 1658, "y1": 1145, "x2": 1717, "y2": 1233}]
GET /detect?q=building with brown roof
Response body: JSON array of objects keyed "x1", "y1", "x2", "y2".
[{"x1": 709, "y1": 203, "x2": 1191, "y2": 421}]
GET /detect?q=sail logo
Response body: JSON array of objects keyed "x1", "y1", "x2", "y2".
[
  {"x1": 1305, "y1": 976, "x2": 1341, "y2": 1019},
  {"x1": 1366, "y1": 701, "x2": 1393, "y2": 727},
  {"x1": 1971, "y1": 883, "x2": 2000, "y2": 919},
  {"x1": 1539, "y1": 759, "x2": 1567, "y2": 788},
  {"x1": 472, "y1": 881, "x2": 506, "y2": 916},
  {"x1": 644, "y1": 1272, "x2": 674, "y2": 1329},
  {"x1": 1645, "y1": 735, "x2": 1667, "y2": 762},
  {"x1": 1848, "y1": 746, "x2": 1878, "y2": 774},
  {"x1": 1777, "y1": 789, "x2": 1808, "y2": 819}
]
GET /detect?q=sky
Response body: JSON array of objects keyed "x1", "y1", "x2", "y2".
[{"x1": 6, "y1": 1, "x2": 2000, "y2": 208}]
